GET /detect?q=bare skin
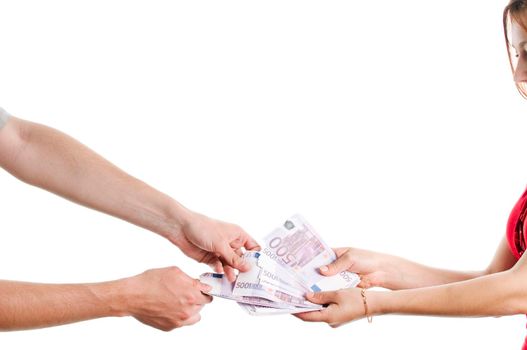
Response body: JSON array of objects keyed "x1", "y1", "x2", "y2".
[
  {"x1": 296, "y1": 18, "x2": 527, "y2": 328},
  {"x1": 296, "y1": 236, "x2": 519, "y2": 327},
  {"x1": 0, "y1": 115, "x2": 259, "y2": 330},
  {"x1": 0, "y1": 117, "x2": 260, "y2": 280},
  {"x1": 0, "y1": 267, "x2": 212, "y2": 331}
]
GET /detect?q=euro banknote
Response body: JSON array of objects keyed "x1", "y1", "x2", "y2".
[
  {"x1": 262, "y1": 214, "x2": 360, "y2": 292},
  {"x1": 200, "y1": 214, "x2": 360, "y2": 316}
]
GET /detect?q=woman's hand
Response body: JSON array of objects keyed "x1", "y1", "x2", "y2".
[
  {"x1": 320, "y1": 247, "x2": 392, "y2": 289},
  {"x1": 295, "y1": 288, "x2": 371, "y2": 327}
]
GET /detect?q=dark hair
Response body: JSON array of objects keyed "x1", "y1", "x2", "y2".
[{"x1": 504, "y1": 0, "x2": 527, "y2": 98}]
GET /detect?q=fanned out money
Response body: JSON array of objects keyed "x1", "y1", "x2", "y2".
[{"x1": 200, "y1": 214, "x2": 360, "y2": 316}]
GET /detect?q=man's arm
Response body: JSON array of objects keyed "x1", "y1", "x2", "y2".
[
  {"x1": 0, "y1": 116, "x2": 260, "y2": 279},
  {"x1": 0, "y1": 117, "x2": 186, "y2": 238},
  {"x1": 0, "y1": 267, "x2": 212, "y2": 331},
  {"x1": 0, "y1": 279, "x2": 123, "y2": 330}
]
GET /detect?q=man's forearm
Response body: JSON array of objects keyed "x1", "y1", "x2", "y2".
[
  {"x1": 0, "y1": 118, "x2": 189, "y2": 240},
  {"x1": 0, "y1": 279, "x2": 127, "y2": 330}
]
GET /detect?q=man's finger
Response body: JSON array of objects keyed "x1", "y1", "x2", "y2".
[
  {"x1": 195, "y1": 279, "x2": 213, "y2": 296},
  {"x1": 242, "y1": 233, "x2": 261, "y2": 251},
  {"x1": 229, "y1": 237, "x2": 245, "y2": 250},
  {"x1": 224, "y1": 265, "x2": 237, "y2": 282},
  {"x1": 208, "y1": 258, "x2": 224, "y2": 274},
  {"x1": 218, "y1": 244, "x2": 249, "y2": 271},
  {"x1": 200, "y1": 293, "x2": 213, "y2": 304},
  {"x1": 182, "y1": 313, "x2": 202, "y2": 327}
]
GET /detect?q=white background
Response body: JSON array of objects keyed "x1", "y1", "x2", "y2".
[{"x1": 1, "y1": 0, "x2": 526, "y2": 348}]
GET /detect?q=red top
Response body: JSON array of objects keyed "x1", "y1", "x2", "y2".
[
  {"x1": 506, "y1": 188, "x2": 527, "y2": 259},
  {"x1": 505, "y1": 187, "x2": 527, "y2": 349}
]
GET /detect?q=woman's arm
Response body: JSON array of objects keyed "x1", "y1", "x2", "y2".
[
  {"x1": 0, "y1": 116, "x2": 260, "y2": 280},
  {"x1": 297, "y1": 245, "x2": 527, "y2": 327},
  {"x1": 376, "y1": 267, "x2": 523, "y2": 318},
  {"x1": 0, "y1": 267, "x2": 212, "y2": 331},
  {"x1": 320, "y1": 236, "x2": 516, "y2": 290}
]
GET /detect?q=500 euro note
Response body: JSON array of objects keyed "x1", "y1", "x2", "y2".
[
  {"x1": 233, "y1": 252, "x2": 321, "y2": 309},
  {"x1": 262, "y1": 214, "x2": 360, "y2": 292},
  {"x1": 200, "y1": 214, "x2": 360, "y2": 316},
  {"x1": 200, "y1": 272, "x2": 322, "y2": 315}
]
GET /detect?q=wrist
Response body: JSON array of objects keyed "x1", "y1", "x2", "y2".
[
  {"x1": 162, "y1": 199, "x2": 194, "y2": 245},
  {"x1": 88, "y1": 279, "x2": 131, "y2": 318},
  {"x1": 367, "y1": 290, "x2": 392, "y2": 316},
  {"x1": 378, "y1": 254, "x2": 405, "y2": 290}
]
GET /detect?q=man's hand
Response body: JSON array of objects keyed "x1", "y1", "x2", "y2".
[
  {"x1": 167, "y1": 210, "x2": 261, "y2": 282},
  {"x1": 0, "y1": 117, "x2": 261, "y2": 281},
  {"x1": 0, "y1": 266, "x2": 212, "y2": 331},
  {"x1": 124, "y1": 266, "x2": 213, "y2": 331}
]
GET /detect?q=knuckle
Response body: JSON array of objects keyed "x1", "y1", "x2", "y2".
[
  {"x1": 186, "y1": 295, "x2": 197, "y2": 304},
  {"x1": 230, "y1": 256, "x2": 241, "y2": 266},
  {"x1": 179, "y1": 311, "x2": 192, "y2": 321}
]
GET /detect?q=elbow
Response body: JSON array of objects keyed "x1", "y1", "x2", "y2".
[
  {"x1": 0, "y1": 117, "x2": 31, "y2": 169},
  {"x1": 0, "y1": 118, "x2": 40, "y2": 185}
]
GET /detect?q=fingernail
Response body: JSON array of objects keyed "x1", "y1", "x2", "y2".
[
  {"x1": 306, "y1": 292, "x2": 314, "y2": 298},
  {"x1": 319, "y1": 266, "x2": 328, "y2": 273}
]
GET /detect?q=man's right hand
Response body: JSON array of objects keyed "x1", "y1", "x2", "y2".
[{"x1": 122, "y1": 266, "x2": 213, "y2": 331}]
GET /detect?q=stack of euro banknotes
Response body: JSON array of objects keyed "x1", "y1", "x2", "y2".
[{"x1": 200, "y1": 214, "x2": 360, "y2": 316}]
